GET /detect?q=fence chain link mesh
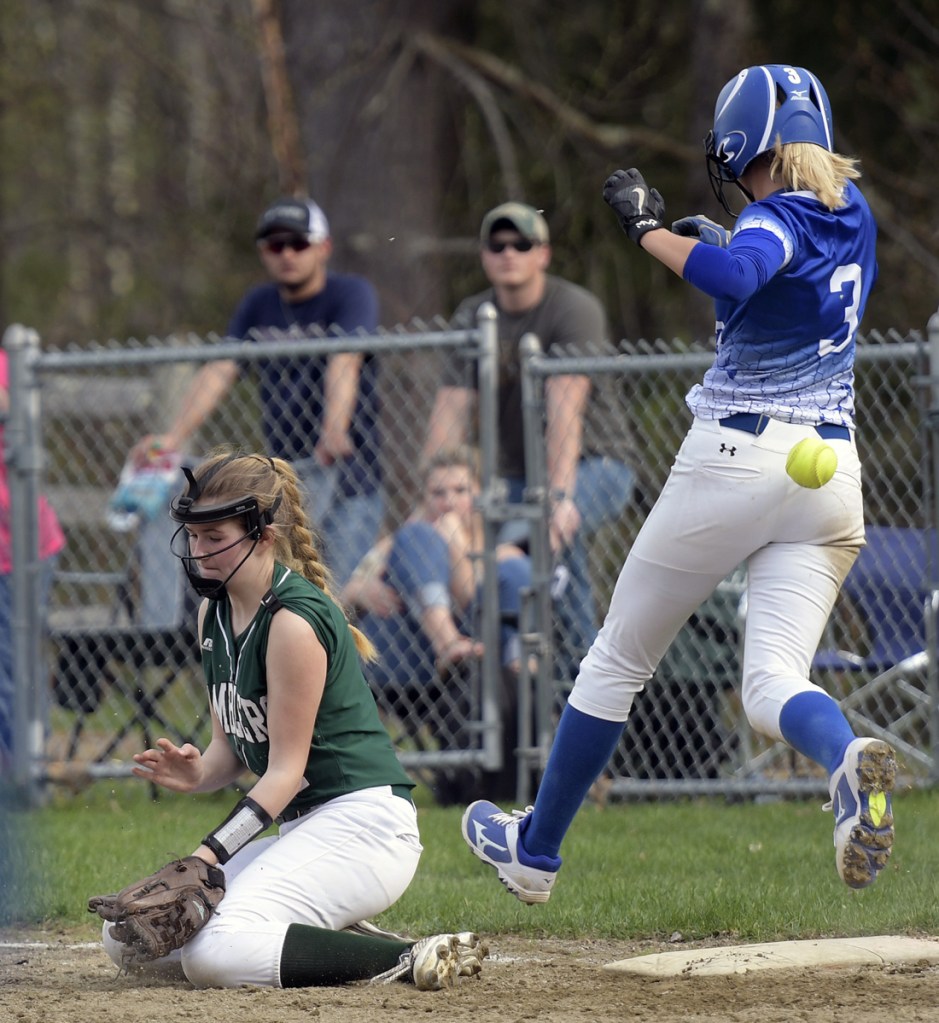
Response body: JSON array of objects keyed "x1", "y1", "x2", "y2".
[
  {"x1": 9, "y1": 323, "x2": 937, "y2": 801},
  {"x1": 517, "y1": 331, "x2": 935, "y2": 797}
]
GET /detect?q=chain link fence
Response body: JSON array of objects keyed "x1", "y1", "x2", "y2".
[
  {"x1": 7, "y1": 315, "x2": 527, "y2": 806},
  {"x1": 5, "y1": 308, "x2": 939, "y2": 805},
  {"x1": 515, "y1": 325, "x2": 939, "y2": 799}
]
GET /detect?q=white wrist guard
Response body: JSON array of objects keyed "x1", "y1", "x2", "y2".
[{"x1": 202, "y1": 796, "x2": 273, "y2": 864}]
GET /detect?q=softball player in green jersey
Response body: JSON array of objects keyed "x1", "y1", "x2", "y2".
[{"x1": 97, "y1": 450, "x2": 485, "y2": 989}]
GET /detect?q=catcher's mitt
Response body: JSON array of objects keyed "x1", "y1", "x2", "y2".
[{"x1": 88, "y1": 856, "x2": 225, "y2": 965}]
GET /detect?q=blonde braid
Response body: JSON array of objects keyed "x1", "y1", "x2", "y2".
[
  {"x1": 192, "y1": 449, "x2": 376, "y2": 661},
  {"x1": 270, "y1": 459, "x2": 377, "y2": 661}
]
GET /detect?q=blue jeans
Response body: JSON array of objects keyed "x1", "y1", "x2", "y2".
[
  {"x1": 501, "y1": 455, "x2": 636, "y2": 674},
  {"x1": 0, "y1": 557, "x2": 57, "y2": 758},
  {"x1": 138, "y1": 512, "x2": 189, "y2": 627},
  {"x1": 293, "y1": 460, "x2": 384, "y2": 587},
  {"x1": 361, "y1": 521, "x2": 531, "y2": 690}
]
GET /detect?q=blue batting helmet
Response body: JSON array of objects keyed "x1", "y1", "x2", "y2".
[{"x1": 705, "y1": 65, "x2": 834, "y2": 182}]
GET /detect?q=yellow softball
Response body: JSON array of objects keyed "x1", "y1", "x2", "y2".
[{"x1": 785, "y1": 437, "x2": 838, "y2": 489}]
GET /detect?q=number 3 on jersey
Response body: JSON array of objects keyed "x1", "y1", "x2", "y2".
[{"x1": 819, "y1": 263, "x2": 862, "y2": 357}]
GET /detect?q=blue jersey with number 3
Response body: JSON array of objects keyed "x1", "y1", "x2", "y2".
[{"x1": 685, "y1": 180, "x2": 877, "y2": 427}]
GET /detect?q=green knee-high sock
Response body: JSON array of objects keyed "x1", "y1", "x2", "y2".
[{"x1": 279, "y1": 924, "x2": 411, "y2": 987}]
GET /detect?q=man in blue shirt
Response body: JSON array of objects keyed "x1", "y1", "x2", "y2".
[{"x1": 138, "y1": 197, "x2": 382, "y2": 585}]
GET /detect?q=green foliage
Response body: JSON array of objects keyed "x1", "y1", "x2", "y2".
[{"x1": 5, "y1": 784, "x2": 938, "y2": 944}]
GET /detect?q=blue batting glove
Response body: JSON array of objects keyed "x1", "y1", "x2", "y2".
[{"x1": 671, "y1": 214, "x2": 731, "y2": 248}]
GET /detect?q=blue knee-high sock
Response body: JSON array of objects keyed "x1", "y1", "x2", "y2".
[
  {"x1": 777, "y1": 691, "x2": 855, "y2": 775},
  {"x1": 521, "y1": 705, "x2": 625, "y2": 860}
]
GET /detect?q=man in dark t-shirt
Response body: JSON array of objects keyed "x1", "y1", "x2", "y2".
[
  {"x1": 134, "y1": 197, "x2": 382, "y2": 585},
  {"x1": 424, "y1": 202, "x2": 638, "y2": 669}
]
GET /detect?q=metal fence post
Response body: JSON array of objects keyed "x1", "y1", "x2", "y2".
[
  {"x1": 3, "y1": 325, "x2": 45, "y2": 804},
  {"x1": 927, "y1": 304, "x2": 939, "y2": 782},
  {"x1": 475, "y1": 302, "x2": 504, "y2": 771},
  {"x1": 517, "y1": 332, "x2": 555, "y2": 801}
]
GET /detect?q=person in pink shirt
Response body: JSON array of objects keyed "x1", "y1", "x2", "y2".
[{"x1": 0, "y1": 349, "x2": 65, "y2": 764}]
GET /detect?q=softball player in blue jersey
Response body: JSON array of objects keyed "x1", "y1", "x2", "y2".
[{"x1": 463, "y1": 64, "x2": 895, "y2": 901}]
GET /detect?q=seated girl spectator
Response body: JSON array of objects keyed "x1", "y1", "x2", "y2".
[
  {"x1": 342, "y1": 447, "x2": 533, "y2": 804},
  {"x1": 343, "y1": 446, "x2": 531, "y2": 686}
]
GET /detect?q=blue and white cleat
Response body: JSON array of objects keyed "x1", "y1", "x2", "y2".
[
  {"x1": 461, "y1": 801, "x2": 561, "y2": 904},
  {"x1": 826, "y1": 737, "x2": 896, "y2": 889}
]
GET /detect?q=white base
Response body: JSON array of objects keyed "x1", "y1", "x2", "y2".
[{"x1": 605, "y1": 935, "x2": 939, "y2": 977}]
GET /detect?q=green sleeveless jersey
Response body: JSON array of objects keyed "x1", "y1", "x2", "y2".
[{"x1": 199, "y1": 562, "x2": 413, "y2": 814}]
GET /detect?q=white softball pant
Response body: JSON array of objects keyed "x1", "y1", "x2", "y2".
[
  {"x1": 568, "y1": 416, "x2": 864, "y2": 741},
  {"x1": 103, "y1": 785, "x2": 421, "y2": 987}
]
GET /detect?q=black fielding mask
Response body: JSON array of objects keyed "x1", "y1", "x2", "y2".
[{"x1": 169, "y1": 460, "x2": 282, "y2": 599}]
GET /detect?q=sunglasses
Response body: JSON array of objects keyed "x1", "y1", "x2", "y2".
[
  {"x1": 485, "y1": 238, "x2": 537, "y2": 254},
  {"x1": 261, "y1": 235, "x2": 312, "y2": 254}
]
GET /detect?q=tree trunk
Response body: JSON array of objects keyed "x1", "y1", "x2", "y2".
[
  {"x1": 280, "y1": 0, "x2": 467, "y2": 325},
  {"x1": 251, "y1": 0, "x2": 307, "y2": 195},
  {"x1": 279, "y1": 0, "x2": 470, "y2": 522}
]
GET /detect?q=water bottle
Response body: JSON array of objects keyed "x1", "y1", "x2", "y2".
[{"x1": 107, "y1": 445, "x2": 182, "y2": 532}]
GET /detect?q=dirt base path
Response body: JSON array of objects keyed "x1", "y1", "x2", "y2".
[{"x1": 2, "y1": 930, "x2": 938, "y2": 1023}]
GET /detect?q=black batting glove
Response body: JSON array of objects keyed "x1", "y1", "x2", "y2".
[
  {"x1": 671, "y1": 214, "x2": 731, "y2": 248},
  {"x1": 602, "y1": 168, "x2": 666, "y2": 246}
]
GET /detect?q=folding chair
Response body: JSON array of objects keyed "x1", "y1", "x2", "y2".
[{"x1": 813, "y1": 525, "x2": 938, "y2": 770}]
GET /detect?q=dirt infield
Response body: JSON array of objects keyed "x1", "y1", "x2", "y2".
[{"x1": 2, "y1": 929, "x2": 939, "y2": 1023}]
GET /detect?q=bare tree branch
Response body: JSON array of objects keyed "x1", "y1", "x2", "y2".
[
  {"x1": 895, "y1": 0, "x2": 939, "y2": 47},
  {"x1": 414, "y1": 32, "x2": 698, "y2": 165},
  {"x1": 251, "y1": 0, "x2": 306, "y2": 195},
  {"x1": 411, "y1": 32, "x2": 523, "y2": 199}
]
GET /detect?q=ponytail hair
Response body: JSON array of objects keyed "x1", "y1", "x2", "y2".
[
  {"x1": 770, "y1": 139, "x2": 861, "y2": 211},
  {"x1": 189, "y1": 449, "x2": 376, "y2": 660}
]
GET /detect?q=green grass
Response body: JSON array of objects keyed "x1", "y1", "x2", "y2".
[{"x1": 3, "y1": 782, "x2": 938, "y2": 943}]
